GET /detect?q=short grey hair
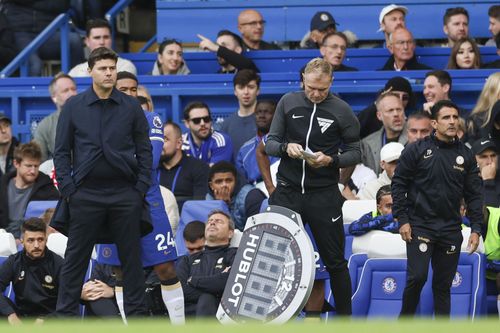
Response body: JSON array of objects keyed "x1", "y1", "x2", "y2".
[
  {"x1": 303, "y1": 57, "x2": 333, "y2": 78},
  {"x1": 207, "y1": 209, "x2": 235, "y2": 231}
]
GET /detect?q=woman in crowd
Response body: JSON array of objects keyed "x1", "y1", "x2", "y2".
[
  {"x1": 466, "y1": 72, "x2": 500, "y2": 145},
  {"x1": 152, "y1": 39, "x2": 190, "y2": 75},
  {"x1": 446, "y1": 37, "x2": 481, "y2": 69}
]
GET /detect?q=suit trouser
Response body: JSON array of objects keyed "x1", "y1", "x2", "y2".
[
  {"x1": 56, "y1": 185, "x2": 147, "y2": 316},
  {"x1": 269, "y1": 184, "x2": 352, "y2": 315},
  {"x1": 400, "y1": 228, "x2": 462, "y2": 317}
]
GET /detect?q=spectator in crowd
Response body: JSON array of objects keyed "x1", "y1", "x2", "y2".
[
  {"x1": 349, "y1": 185, "x2": 398, "y2": 236},
  {"x1": 219, "y1": 70, "x2": 260, "y2": 159},
  {"x1": 466, "y1": 73, "x2": 500, "y2": 147},
  {"x1": 181, "y1": 101, "x2": 233, "y2": 165},
  {"x1": 380, "y1": 27, "x2": 432, "y2": 71},
  {"x1": 358, "y1": 76, "x2": 414, "y2": 139},
  {"x1": 446, "y1": 37, "x2": 481, "y2": 69},
  {"x1": 69, "y1": 19, "x2": 136, "y2": 77},
  {"x1": 377, "y1": 4, "x2": 408, "y2": 48},
  {"x1": 0, "y1": 115, "x2": 19, "y2": 179},
  {"x1": 236, "y1": 100, "x2": 279, "y2": 184},
  {"x1": 237, "y1": 9, "x2": 280, "y2": 51},
  {"x1": 361, "y1": 92, "x2": 407, "y2": 175},
  {"x1": 302, "y1": 11, "x2": 338, "y2": 49},
  {"x1": 358, "y1": 142, "x2": 404, "y2": 200},
  {"x1": 1, "y1": 0, "x2": 84, "y2": 76},
  {"x1": 483, "y1": 33, "x2": 500, "y2": 69},
  {"x1": 0, "y1": 142, "x2": 59, "y2": 242},
  {"x1": 198, "y1": 30, "x2": 258, "y2": 74},
  {"x1": 472, "y1": 138, "x2": 500, "y2": 207},
  {"x1": 160, "y1": 121, "x2": 209, "y2": 210},
  {"x1": 34, "y1": 73, "x2": 77, "y2": 162},
  {"x1": 152, "y1": 39, "x2": 190, "y2": 75},
  {"x1": 320, "y1": 32, "x2": 358, "y2": 72},
  {"x1": 485, "y1": 5, "x2": 500, "y2": 47},
  {"x1": 443, "y1": 7, "x2": 469, "y2": 48},
  {"x1": 0, "y1": 11, "x2": 16, "y2": 71},
  {"x1": 206, "y1": 161, "x2": 258, "y2": 231},
  {"x1": 0, "y1": 218, "x2": 64, "y2": 324},
  {"x1": 177, "y1": 210, "x2": 236, "y2": 317},
  {"x1": 392, "y1": 100, "x2": 482, "y2": 318},
  {"x1": 182, "y1": 221, "x2": 206, "y2": 255},
  {"x1": 406, "y1": 111, "x2": 432, "y2": 144},
  {"x1": 422, "y1": 70, "x2": 453, "y2": 114}
]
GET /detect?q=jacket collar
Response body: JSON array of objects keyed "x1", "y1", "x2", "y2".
[{"x1": 83, "y1": 86, "x2": 122, "y2": 106}]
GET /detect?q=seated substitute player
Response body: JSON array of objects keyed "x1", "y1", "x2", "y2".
[
  {"x1": 96, "y1": 71, "x2": 185, "y2": 324},
  {"x1": 0, "y1": 218, "x2": 64, "y2": 324},
  {"x1": 349, "y1": 185, "x2": 398, "y2": 235}
]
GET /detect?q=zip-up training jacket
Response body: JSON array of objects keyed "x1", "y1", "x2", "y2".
[{"x1": 265, "y1": 91, "x2": 360, "y2": 193}]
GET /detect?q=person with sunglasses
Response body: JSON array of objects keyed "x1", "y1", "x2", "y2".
[
  {"x1": 237, "y1": 9, "x2": 280, "y2": 51},
  {"x1": 181, "y1": 101, "x2": 233, "y2": 166}
]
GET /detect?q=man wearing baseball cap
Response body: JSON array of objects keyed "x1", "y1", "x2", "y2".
[
  {"x1": 472, "y1": 138, "x2": 500, "y2": 207},
  {"x1": 358, "y1": 142, "x2": 404, "y2": 200},
  {"x1": 0, "y1": 114, "x2": 18, "y2": 179},
  {"x1": 378, "y1": 4, "x2": 408, "y2": 48},
  {"x1": 301, "y1": 11, "x2": 337, "y2": 49}
]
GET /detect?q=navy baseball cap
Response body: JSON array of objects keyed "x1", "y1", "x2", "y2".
[
  {"x1": 310, "y1": 11, "x2": 337, "y2": 31},
  {"x1": 0, "y1": 114, "x2": 11, "y2": 124}
]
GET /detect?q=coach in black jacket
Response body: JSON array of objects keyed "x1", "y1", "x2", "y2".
[
  {"x1": 53, "y1": 47, "x2": 152, "y2": 317},
  {"x1": 177, "y1": 210, "x2": 236, "y2": 317},
  {"x1": 392, "y1": 100, "x2": 482, "y2": 317}
]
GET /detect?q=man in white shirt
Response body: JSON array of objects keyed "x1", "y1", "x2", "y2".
[{"x1": 68, "y1": 19, "x2": 136, "y2": 77}]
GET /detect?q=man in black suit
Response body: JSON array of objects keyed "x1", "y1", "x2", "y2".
[{"x1": 53, "y1": 47, "x2": 152, "y2": 317}]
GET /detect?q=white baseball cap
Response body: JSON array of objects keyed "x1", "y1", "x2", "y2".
[
  {"x1": 380, "y1": 142, "x2": 405, "y2": 163},
  {"x1": 378, "y1": 4, "x2": 409, "y2": 32}
]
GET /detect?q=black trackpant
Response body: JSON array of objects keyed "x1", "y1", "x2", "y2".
[
  {"x1": 56, "y1": 185, "x2": 147, "y2": 316},
  {"x1": 269, "y1": 184, "x2": 352, "y2": 315},
  {"x1": 400, "y1": 227, "x2": 462, "y2": 317}
]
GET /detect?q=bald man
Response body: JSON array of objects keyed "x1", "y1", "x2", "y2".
[{"x1": 237, "y1": 9, "x2": 280, "y2": 51}]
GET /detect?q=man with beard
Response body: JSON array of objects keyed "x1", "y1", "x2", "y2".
[
  {"x1": 219, "y1": 70, "x2": 260, "y2": 159},
  {"x1": 160, "y1": 121, "x2": 209, "y2": 210},
  {"x1": 197, "y1": 30, "x2": 258, "y2": 74},
  {"x1": 0, "y1": 142, "x2": 59, "y2": 243},
  {"x1": 0, "y1": 218, "x2": 64, "y2": 324},
  {"x1": 236, "y1": 100, "x2": 279, "y2": 184},
  {"x1": 181, "y1": 101, "x2": 233, "y2": 165},
  {"x1": 361, "y1": 92, "x2": 408, "y2": 175}
]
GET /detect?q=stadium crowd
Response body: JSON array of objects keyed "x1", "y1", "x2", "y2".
[{"x1": 0, "y1": 1, "x2": 499, "y2": 324}]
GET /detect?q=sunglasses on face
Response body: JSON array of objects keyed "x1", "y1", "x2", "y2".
[{"x1": 190, "y1": 116, "x2": 212, "y2": 125}]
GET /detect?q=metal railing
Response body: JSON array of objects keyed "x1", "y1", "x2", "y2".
[
  {"x1": 0, "y1": 13, "x2": 71, "y2": 78},
  {"x1": 105, "y1": 0, "x2": 134, "y2": 50}
]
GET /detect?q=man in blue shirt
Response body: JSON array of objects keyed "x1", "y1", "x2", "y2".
[
  {"x1": 182, "y1": 101, "x2": 233, "y2": 165},
  {"x1": 236, "y1": 99, "x2": 279, "y2": 184}
]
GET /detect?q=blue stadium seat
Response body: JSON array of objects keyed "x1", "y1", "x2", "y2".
[
  {"x1": 351, "y1": 258, "x2": 408, "y2": 318},
  {"x1": 348, "y1": 253, "x2": 369, "y2": 294},
  {"x1": 24, "y1": 200, "x2": 58, "y2": 219},
  {"x1": 175, "y1": 200, "x2": 229, "y2": 256},
  {"x1": 0, "y1": 256, "x2": 15, "y2": 302},
  {"x1": 419, "y1": 252, "x2": 487, "y2": 318}
]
